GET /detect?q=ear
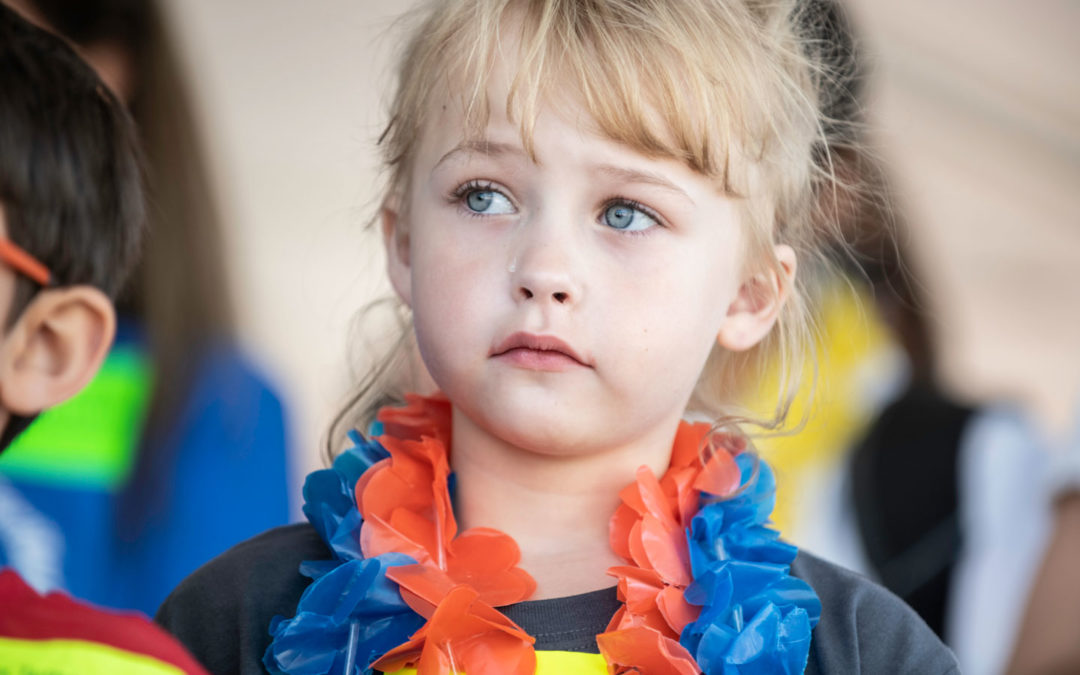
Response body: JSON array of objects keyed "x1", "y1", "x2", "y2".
[
  {"x1": 717, "y1": 244, "x2": 796, "y2": 352},
  {"x1": 0, "y1": 286, "x2": 116, "y2": 415},
  {"x1": 382, "y1": 195, "x2": 412, "y2": 307}
]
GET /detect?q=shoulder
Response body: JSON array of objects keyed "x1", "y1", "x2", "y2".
[
  {"x1": 155, "y1": 524, "x2": 329, "y2": 675},
  {"x1": 793, "y1": 550, "x2": 960, "y2": 675}
]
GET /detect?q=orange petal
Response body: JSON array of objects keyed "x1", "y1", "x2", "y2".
[
  {"x1": 376, "y1": 636, "x2": 424, "y2": 673},
  {"x1": 635, "y1": 467, "x2": 679, "y2": 529},
  {"x1": 448, "y1": 528, "x2": 520, "y2": 575},
  {"x1": 399, "y1": 587, "x2": 437, "y2": 620},
  {"x1": 353, "y1": 457, "x2": 389, "y2": 508},
  {"x1": 376, "y1": 394, "x2": 453, "y2": 446},
  {"x1": 470, "y1": 567, "x2": 536, "y2": 608},
  {"x1": 627, "y1": 520, "x2": 652, "y2": 571},
  {"x1": 605, "y1": 606, "x2": 628, "y2": 632},
  {"x1": 447, "y1": 528, "x2": 536, "y2": 606},
  {"x1": 389, "y1": 508, "x2": 440, "y2": 560},
  {"x1": 387, "y1": 564, "x2": 457, "y2": 607},
  {"x1": 597, "y1": 626, "x2": 700, "y2": 675},
  {"x1": 669, "y1": 422, "x2": 710, "y2": 469},
  {"x1": 360, "y1": 515, "x2": 432, "y2": 563},
  {"x1": 374, "y1": 585, "x2": 535, "y2": 675},
  {"x1": 693, "y1": 446, "x2": 741, "y2": 498},
  {"x1": 618, "y1": 480, "x2": 647, "y2": 516},
  {"x1": 609, "y1": 565, "x2": 662, "y2": 614},
  {"x1": 655, "y1": 585, "x2": 700, "y2": 634},
  {"x1": 639, "y1": 513, "x2": 691, "y2": 587},
  {"x1": 663, "y1": 467, "x2": 700, "y2": 527},
  {"x1": 455, "y1": 634, "x2": 537, "y2": 675},
  {"x1": 358, "y1": 446, "x2": 432, "y2": 520},
  {"x1": 610, "y1": 503, "x2": 639, "y2": 563}
]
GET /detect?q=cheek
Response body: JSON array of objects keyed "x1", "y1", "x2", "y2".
[
  {"x1": 408, "y1": 226, "x2": 505, "y2": 377},
  {"x1": 603, "y1": 240, "x2": 739, "y2": 381}
]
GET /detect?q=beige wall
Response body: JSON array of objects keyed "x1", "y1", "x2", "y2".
[
  {"x1": 162, "y1": 0, "x2": 1080, "y2": 498},
  {"x1": 162, "y1": 0, "x2": 418, "y2": 495}
]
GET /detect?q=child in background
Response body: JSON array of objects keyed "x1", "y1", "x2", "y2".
[
  {"x1": 158, "y1": 1, "x2": 959, "y2": 673},
  {"x1": 0, "y1": 5, "x2": 207, "y2": 673},
  {"x1": 0, "y1": 0, "x2": 291, "y2": 616}
]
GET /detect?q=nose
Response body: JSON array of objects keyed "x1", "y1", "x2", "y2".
[{"x1": 509, "y1": 221, "x2": 582, "y2": 306}]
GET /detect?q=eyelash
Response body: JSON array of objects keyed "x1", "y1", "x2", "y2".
[
  {"x1": 450, "y1": 180, "x2": 509, "y2": 218},
  {"x1": 602, "y1": 198, "x2": 664, "y2": 236},
  {"x1": 449, "y1": 180, "x2": 666, "y2": 233}
]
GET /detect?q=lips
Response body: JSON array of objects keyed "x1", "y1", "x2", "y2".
[{"x1": 491, "y1": 332, "x2": 591, "y2": 369}]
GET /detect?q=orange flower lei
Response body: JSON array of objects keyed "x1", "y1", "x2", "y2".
[{"x1": 360, "y1": 395, "x2": 742, "y2": 675}]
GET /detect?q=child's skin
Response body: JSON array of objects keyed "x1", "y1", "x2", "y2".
[
  {"x1": 0, "y1": 207, "x2": 115, "y2": 443},
  {"x1": 382, "y1": 41, "x2": 795, "y2": 599}
]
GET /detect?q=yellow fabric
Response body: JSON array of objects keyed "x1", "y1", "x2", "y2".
[
  {"x1": 383, "y1": 649, "x2": 608, "y2": 674},
  {"x1": 742, "y1": 280, "x2": 899, "y2": 536},
  {"x1": 0, "y1": 636, "x2": 184, "y2": 675}
]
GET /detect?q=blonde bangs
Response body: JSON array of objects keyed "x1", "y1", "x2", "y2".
[{"x1": 385, "y1": 0, "x2": 819, "y2": 208}]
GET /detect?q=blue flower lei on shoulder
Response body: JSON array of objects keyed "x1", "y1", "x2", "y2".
[{"x1": 265, "y1": 428, "x2": 821, "y2": 674}]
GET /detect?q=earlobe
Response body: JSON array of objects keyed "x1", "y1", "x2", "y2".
[
  {"x1": 381, "y1": 196, "x2": 412, "y2": 307},
  {"x1": 717, "y1": 244, "x2": 797, "y2": 352},
  {"x1": 0, "y1": 287, "x2": 115, "y2": 415}
]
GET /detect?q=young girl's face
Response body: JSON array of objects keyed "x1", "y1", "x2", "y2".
[{"x1": 385, "y1": 67, "x2": 784, "y2": 459}]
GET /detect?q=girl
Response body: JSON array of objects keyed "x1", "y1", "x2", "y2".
[{"x1": 158, "y1": 0, "x2": 958, "y2": 673}]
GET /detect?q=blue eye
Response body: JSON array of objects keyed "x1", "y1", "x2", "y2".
[
  {"x1": 602, "y1": 202, "x2": 658, "y2": 232},
  {"x1": 463, "y1": 187, "x2": 514, "y2": 215}
]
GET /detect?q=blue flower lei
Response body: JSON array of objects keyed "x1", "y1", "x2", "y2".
[{"x1": 265, "y1": 427, "x2": 821, "y2": 674}]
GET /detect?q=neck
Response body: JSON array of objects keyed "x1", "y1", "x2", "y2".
[{"x1": 449, "y1": 406, "x2": 679, "y2": 601}]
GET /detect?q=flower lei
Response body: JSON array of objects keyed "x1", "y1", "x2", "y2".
[{"x1": 265, "y1": 395, "x2": 821, "y2": 674}]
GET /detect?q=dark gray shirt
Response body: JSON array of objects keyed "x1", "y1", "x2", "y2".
[{"x1": 156, "y1": 524, "x2": 959, "y2": 674}]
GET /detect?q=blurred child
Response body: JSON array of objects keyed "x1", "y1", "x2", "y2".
[
  {"x1": 158, "y1": 1, "x2": 959, "y2": 673},
  {"x1": 0, "y1": 0, "x2": 291, "y2": 616},
  {"x1": 0, "y1": 5, "x2": 207, "y2": 673}
]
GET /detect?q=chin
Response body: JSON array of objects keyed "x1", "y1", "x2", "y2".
[{"x1": 468, "y1": 389, "x2": 605, "y2": 456}]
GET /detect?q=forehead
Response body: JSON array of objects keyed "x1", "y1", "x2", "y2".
[{"x1": 398, "y1": 3, "x2": 754, "y2": 191}]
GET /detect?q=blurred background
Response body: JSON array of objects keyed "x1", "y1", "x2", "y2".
[{"x1": 0, "y1": 0, "x2": 1076, "y2": 673}]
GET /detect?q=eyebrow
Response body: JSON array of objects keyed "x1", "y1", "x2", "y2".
[
  {"x1": 593, "y1": 165, "x2": 695, "y2": 205},
  {"x1": 432, "y1": 139, "x2": 695, "y2": 206},
  {"x1": 433, "y1": 140, "x2": 525, "y2": 171}
]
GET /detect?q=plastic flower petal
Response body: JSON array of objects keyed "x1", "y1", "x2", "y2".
[
  {"x1": 357, "y1": 405, "x2": 535, "y2": 606},
  {"x1": 264, "y1": 554, "x2": 424, "y2": 675},
  {"x1": 678, "y1": 456, "x2": 820, "y2": 673},
  {"x1": 597, "y1": 626, "x2": 700, "y2": 675},
  {"x1": 301, "y1": 431, "x2": 390, "y2": 566},
  {"x1": 372, "y1": 585, "x2": 536, "y2": 675},
  {"x1": 275, "y1": 396, "x2": 821, "y2": 675}
]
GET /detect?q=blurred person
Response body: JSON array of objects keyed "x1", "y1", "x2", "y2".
[
  {"x1": 843, "y1": 232, "x2": 1079, "y2": 674},
  {"x1": 749, "y1": 3, "x2": 1080, "y2": 673},
  {"x1": 0, "y1": 0, "x2": 291, "y2": 616},
  {"x1": 0, "y1": 7, "x2": 208, "y2": 672}
]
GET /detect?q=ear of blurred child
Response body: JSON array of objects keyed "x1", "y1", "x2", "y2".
[{"x1": 0, "y1": 207, "x2": 115, "y2": 442}]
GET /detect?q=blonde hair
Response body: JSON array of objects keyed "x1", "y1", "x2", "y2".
[{"x1": 329, "y1": 0, "x2": 861, "y2": 456}]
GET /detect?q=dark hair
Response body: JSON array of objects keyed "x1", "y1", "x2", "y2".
[{"x1": 0, "y1": 2, "x2": 145, "y2": 445}]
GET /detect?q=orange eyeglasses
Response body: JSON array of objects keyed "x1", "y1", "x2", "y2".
[{"x1": 0, "y1": 238, "x2": 52, "y2": 286}]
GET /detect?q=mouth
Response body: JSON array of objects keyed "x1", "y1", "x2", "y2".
[{"x1": 491, "y1": 332, "x2": 591, "y2": 371}]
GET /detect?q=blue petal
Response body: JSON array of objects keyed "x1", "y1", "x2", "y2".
[
  {"x1": 264, "y1": 554, "x2": 424, "y2": 675},
  {"x1": 300, "y1": 560, "x2": 343, "y2": 581},
  {"x1": 328, "y1": 508, "x2": 366, "y2": 562},
  {"x1": 339, "y1": 431, "x2": 390, "y2": 485},
  {"x1": 679, "y1": 457, "x2": 821, "y2": 674},
  {"x1": 302, "y1": 469, "x2": 354, "y2": 545}
]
